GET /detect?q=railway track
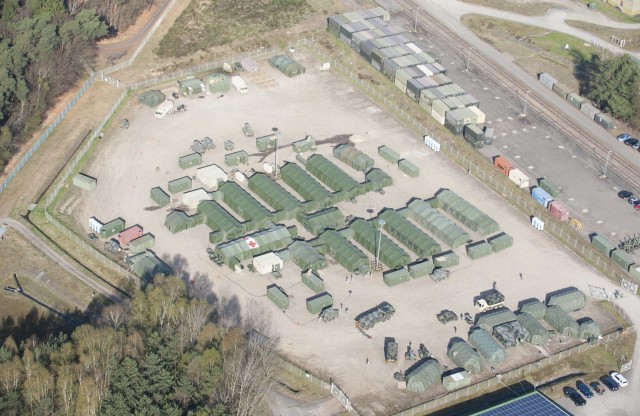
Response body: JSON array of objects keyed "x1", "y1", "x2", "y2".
[{"x1": 396, "y1": 0, "x2": 640, "y2": 188}]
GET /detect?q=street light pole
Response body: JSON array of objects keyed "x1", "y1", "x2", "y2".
[
  {"x1": 375, "y1": 219, "x2": 385, "y2": 270},
  {"x1": 413, "y1": 7, "x2": 421, "y2": 32},
  {"x1": 522, "y1": 89, "x2": 531, "y2": 117},
  {"x1": 465, "y1": 48, "x2": 473, "y2": 71},
  {"x1": 602, "y1": 151, "x2": 613, "y2": 178}
]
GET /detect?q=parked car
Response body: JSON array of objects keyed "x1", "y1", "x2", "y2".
[
  {"x1": 464, "y1": 312, "x2": 474, "y2": 325},
  {"x1": 629, "y1": 196, "x2": 640, "y2": 206},
  {"x1": 633, "y1": 142, "x2": 640, "y2": 150},
  {"x1": 576, "y1": 380, "x2": 594, "y2": 398},
  {"x1": 618, "y1": 190, "x2": 633, "y2": 199},
  {"x1": 563, "y1": 386, "x2": 587, "y2": 406},
  {"x1": 87, "y1": 233, "x2": 98, "y2": 241},
  {"x1": 600, "y1": 375, "x2": 619, "y2": 391},
  {"x1": 617, "y1": 133, "x2": 632, "y2": 141},
  {"x1": 610, "y1": 371, "x2": 629, "y2": 387},
  {"x1": 589, "y1": 381, "x2": 605, "y2": 395},
  {"x1": 172, "y1": 92, "x2": 179, "y2": 99},
  {"x1": 624, "y1": 138, "x2": 639, "y2": 146}
]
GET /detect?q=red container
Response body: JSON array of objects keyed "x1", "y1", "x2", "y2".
[
  {"x1": 549, "y1": 201, "x2": 569, "y2": 222},
  {"x1": 117, "y1": 225, "x2": 143, "y2": 246},
  {"x1": 494, "y1": 156, "x2": 513, "y2": 176}
]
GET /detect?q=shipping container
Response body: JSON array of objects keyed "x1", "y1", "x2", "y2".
[
  {"x1": 306, "y1": 292, "x2": 333, "y2": 313},
  {"x1": 446, "y1": 107, "x2": 483, "y2": 129},
  {"x1": 580, "y1": 102, "x2": 600, "y2": 120},
  {"x1": 611, "y1": 249, "x2": 634, "y2": 271},
  {"x1": 567, "y1": 92, "x2": 585, "y2": 109},
  {"x1": 549, "y1": 200, "x2": 569, "y2": 221},
  {"x1": 466, "y1": 241, "x2": 493, "y2": 260},
  {"x1": 327, "y1": 15, "x2": 349, "y2": 36},
  {"x1": 483, "y1": 127, "x2": 495, "y2": 145},
  {"x1": 224, "y1": 150, "x2": 249, "y2": 167},
  {"x1": 433, "y1": 251, "x2": 459, "y2": 268},
  {"x1": 100, "y1": 218, "x2": 125, "y2": 239},
  {"x1": 488, "y1": 233, "x2": 513, "y2": 253},
  {"x1": 628, "y1": 265, "x2": 640, "y2": 280},
  {"x1": 595, "y1": 113, "x2": 615, "y2": 130},
  {"x1": 494, "y1": 156, "x2": 513, "y2": 176},
  {"x1": 458, "y1": 93, "x2": 479, "y2": 108},
  {"x1": 128, "y1": 233, "x2": 155, "y2": 254},
  {"x1": 431, "y1": 100, "x2": 449, "y2": 125},
  {"x1": 442, "y1": 96, "x2": 465, "y2": 110},
  {"x1": 552, "y1": 82, "x2": 571, "y2": 100},
  {"x1": 467, "y1": 105, "x2": 486, "y2": 124},
  {"x1": 117, "y1": 225, "x2": 143, "y2": 246},
  {"x1": 383, "y1": 268, "x2": 411, "y2": 287},
  {"x1": 179, "y1": 153, "x2": 203, "y2": 169},
  {"x1": 394, "y1": 67, "x2": 427, "y2": 93},
  {"x1": 150, "y1": 187, "x2": 170, "y2": 207},
  {"x1": 444, "y1": 118, "x2": 464, "y2": 136},
  {"x1": 408, "y1": 259, "x2": 434, "y2": 278},
  {"x1": 302, "y1": 270, "x2": 326, "y2": 294},
  {"x1": 168, "y1": 176, "x2": 193, "y2": 194},
  {"x1": 590, "y1": 234, "x2": 615, "y2": 257},
  {"x1": 267, "y1": 284, "x2": 289, "y2": 309},
  {"x1": 378, "y1": 145, "x2": 401, "y2": 164},
  {"x1": 443, "y1": 371, "x2": 472, "y2": 392},
  {"x1": 398, "y1": 159, "x2": 420, "y2": 177},
  {"x1": 508, "y1": 168, "x2": 530, "y2": 188},
  {"x1": 464, "y1": 124, "x2": 485, "y2": 149},
  {"x1": 538, "y1": 178, "x2": 560, "y2": 197},
  {"x1": 531, "y1": 187, "x2": 554, "y2": 208},
  {"x1": 538, "y1": 72, "x2": 557, "y2": 89}
]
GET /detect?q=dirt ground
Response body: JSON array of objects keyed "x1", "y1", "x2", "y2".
[{"x1": 68, "y1": 50, "x2": 621, "y2": 415}]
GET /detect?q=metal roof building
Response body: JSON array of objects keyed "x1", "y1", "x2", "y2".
[
  {"x1": 196, "y1": 200, "x2": 245, "y2": 240},
  {"x1": 470, "y1": 391, "x2": 571, "y2": 416},
  {"x1": 349, "y1": 219, "x2": 410, "y2": 269},
  {"x1": 406, "y1": 199, "x2": 470, "y2": 248},
  {"x1": 215, "y1": 225, "x2": 295, "y2": 269},
  {"x1": 378, "y1": 209, "x2": 441, "y2": 258},
  {"x1": 406, "y1": 359, "x2": 442, "y2": 392},
  {"x1": 268, "y1": 55, "x2": 305, "y2": 77},
  {"x1": 468, "y1": 328, "x2": 507, "y2": 364},
  {"x1": 219, "y1": 182, "x2": 273, "y2": 227},
  {"x1": 436, "y1": 189, "x2": 500, "y2": 236},
  {"x1": 298, "y1": 207, "x2": 345, "y2": 236},
  {"x1": 448, "y1": 340, "x2": 483, "y2": 374},
  {"x1": 317, "y1": 229, "x2": 370, "y2": 275},
  {"x1": 248, "y1": 173, "x2": 302, "y2": 218},
  {"x1": 138, "y1": 90, "x2": 165, "y2": 107},
  {"x1": 306, "y1": 155, "x2": 360, "y2": 194},
  {"x1": 289, "y1": 240, "x2": 327, "y2": 271}
]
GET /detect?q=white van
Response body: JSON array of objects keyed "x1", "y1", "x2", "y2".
[
  {"x1": 231, "y1": 76, "x2": 248, "y2": 94},
  {"x1": 154, "y1": 100, "x2": 174, "y2": 119}
]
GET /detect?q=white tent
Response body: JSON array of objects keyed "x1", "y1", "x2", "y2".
[
  {"x1": 253, "y1": 252, "x2": 284, "y2": 275},
  {"x1": 196, "y1": 164, "x2": 227, "y2": 190},
  {"x1": 182, "y1": 188, "x2": 210, "y2": 210}
]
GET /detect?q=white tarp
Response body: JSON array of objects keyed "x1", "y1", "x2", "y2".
[
  {"x1": 252, "y1": 252, "x2": 283, "y2": 275},
  {"x1": 196, "y1": 164, "x2": 227, "y2": 190},
  {"x1": 182, "y1": 188, "x2": 210, "y2": 210}
]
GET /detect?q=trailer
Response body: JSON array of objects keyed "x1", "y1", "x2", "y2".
[
  {"x1": 154, "y1": 100, "x2": 174, "y2": 119},
  {"x1": 231, "y1": 76, "x2": 248, "y2": 94}
]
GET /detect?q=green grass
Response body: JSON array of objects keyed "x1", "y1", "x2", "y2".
[
  {"x1": 156, "y1": 0, "x2": 312, "y2": 58},
  {"x1": 459, "y1": 0, "x2": 553, "y2": 15},
  {"x1": 573, "y1": 0, "x2": 640, "y2": 23},
  {"x1": 565, "y1": 19, "x2": 640, "y2": 52}
]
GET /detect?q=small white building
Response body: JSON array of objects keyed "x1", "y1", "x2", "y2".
[
  {"x1": 252, "y1": 252, "x2": 284, "y2": 275},
  {"x1": 182, "y1": 188, "x2": 210, "y2": 210},
  {"x1": 196, "y1": 164, "x2": 227, "y2": 190}
]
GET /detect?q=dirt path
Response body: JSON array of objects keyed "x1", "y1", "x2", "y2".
[{"x1": 267, "y1": 390, "x2": 344, "y2": 416}]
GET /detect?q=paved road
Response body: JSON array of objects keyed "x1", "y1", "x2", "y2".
[{"x1": 1, "y1": 218, "x2": 124, "y2": 304}]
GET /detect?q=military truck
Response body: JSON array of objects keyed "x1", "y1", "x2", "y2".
[
  {"x1": 405, "y1": 345, "x2": 416, "y2": 361},
  {"x1": 437, "y1": 309, "x2": 458, "y2": 324},
  {"x1": 242, "y1": 122, "x2": 254, "y2": 137},
  {"x1": 320, "y1": 307, "x2": 339, "y2": 323},
  {"x1": 431, "y1": 268, "x2": 450, "y2": 282},
  {"x1": 474, "y1": 290, "x2": 505, "y2": 312},
  {"x1": 418, "y1": 343, "x2": 430, "y2": 359},
  {"x1": 356, "y1": 302, "x2": 395, "y2": 331},
  {"x1": 385, "y1": 337, "x2": 398, "y2": 363}
]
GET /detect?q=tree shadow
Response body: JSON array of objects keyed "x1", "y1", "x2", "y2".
[
  {"x1": 213, "y1": 286, "x2": 242, "y2": 330},
  {"x1": 161, "y1": 253, "x2": 191, "y2": 282},
  {"x1": 569, "y1": 49, "x2": 600, "y2": 97},
  {"x1": 186, "y1": 271, "x2": 218, "y2": 305}
]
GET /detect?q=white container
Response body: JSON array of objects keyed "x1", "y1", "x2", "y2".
[
  {"x1": 154, "y1": 100, "x2": 174, "y2": 119},
  {"x1": 231, "y1": 76, "x2": 248, "y2": 94},
  {"x1": 508, "y1": 168, "x2": 530, "y2": 188}
]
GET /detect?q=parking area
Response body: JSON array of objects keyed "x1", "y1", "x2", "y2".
[{"x1": 557, "y1": 379, "x2": 632, "y2": 416}]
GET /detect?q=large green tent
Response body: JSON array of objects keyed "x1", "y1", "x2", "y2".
[
  {"x1": 138, "y1": 90, "x2": 165, "y2": 107},
  {"x1": 436, "y1": 189, "x2": 499, "y2": 236},
  {"x1": 546, "y1": 287, "x2": 586, "y2": 312},
  {"x1": 333, "y1": 144, "x2": 374, "y2": 172},
  {"x1": 164, "y1": 211, "x2": 202, "y2": 233},
  {"x1": 378, "y1": 209, "x2": 441, "y2": 258},
  {"x1": 306, "y1": 155, "x2": 360, "y2": 194},
  {"x1": 197, "y1": 200, "x2": 245, "y2": 239},
  {"x1": 280, "y1": 162, "x2": 332, "y2": 203},
  {"x1": 268, "y1": 55, "x2": 305, "y2": 77},
  {"x1": 298, "y1": 207, "x2": 345, "y2": 236},
  {"x1": 406, "y1": 359, "x2": 442, "y2": 392},
  {"x1": 219, "y1": 182, "x2": 273, "y2": 227},
  {"x1": 516, "y1": 312, "x2": 550, "y2": 346},
  {"x1": 317, "y1": 229, "x2": 370, "y2": 275},
  {"x1": 248, "y1": 173, "x2": 302, "y2": 219},
  {"x1": 349, "y1": 219, "x2": 410, "y2": 269},
  {"x1": 468, "y1": 328, "x2": 506, "y2": 364},
  {"x1": 289, "y1": 240, "x2": 328, "y2": 270},
  {"x1": 544, "y1": 306, "x2": 579, "y2": 338},
  {"x1": 448, "y1": 340, "x2": 483, "y2": 374},
  {"x1": 406, "y1": 199, "x2": 470, "y2": 248},
  {"x1": 214, "y1": 225, "x2": 294, "y2": 269},
  {"x1": 476, "y1": 308, "x2": 517, "y2": 333}
]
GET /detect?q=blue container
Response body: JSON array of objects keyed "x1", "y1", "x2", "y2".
[{"x1": 531, "y1": 187, "x2": 553, "y2": 208}]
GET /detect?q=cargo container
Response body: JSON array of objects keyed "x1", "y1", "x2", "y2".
[
  {"x1": 590, "y1": 234, "x2": 615, "y2": 257},
  {"x1": 467, "y1": 105, "x2": 486, "y2": 124},
  {"x1": 567, "y1": 92, "x2": 585, "y2": 109},
  {"x1": 538, "y1": 178, "x2": 560, "y2": 197},
  {"x1": 595, "y1": 113, "x2": 615, "y2": 130},
  {"x1": 398, "y1": 159, "x2": 420, "y2": 177},
  {"x1": 580, "y1": 102, "x2": 600, "y2": 120},
  {"x1": 371, "y1": 45, "x2": 414, "y2": 71},
  {"x1": 531, "y1": 187, "x2": 553, "y2": 208},
  {"x1": 408, "y1": 259, "x2": 434, "y2": 278},
  {"x1": 494, "y1": 156, "x2": 513, "y2": 176},
  {"x1": 508, "y1": 168, "x2": 530, "y2": 188},
  {"x1": 463, "y1": 124, "x2": 485, "y2": 149},
  {"x1": 100, "y1": 218, "x2": 125, "y2": 238},
  {"x1": 443, "y1": 371, "x2": 472, "y2": 392},
  {"x1": 548, "y1": 200, "x2": 569, "y2": 221},
  {"x1": 267, "y1": 284, "x2": 289, "y2": 309},
  {"x1": 179, "y1": 153, "x2": 203, "y2": 169},
  {"x1": 552, "y1": 82, "x2": 571, "y2": 100},
  {"x1": 128, "y1": 233, "x2": 155, "y2": 254},
  {"x1": 433, "y1": 251, "x2": 459, "y2": 268},
  {"x1": 224, "y1": 150, "x2": 249, "y2": 167},
  {"x1": 378, "y1": 145, "x2": 401, "y2": 164},
  {"x1": 611, "y1": 249, "x2": 634, "y2": 271},
  {"x1": 302, "y1": 270, "x2": 326, "y2": 293},
  {"x1": 466, "y1": 241, "x2": 493, "y2": 260},
  {"x1": 306, "y1": 292, "x2": 333, "y2": 313},
  {"x1": 150, "y1": 187, "x2": 170, "y2": 207},
  {"x1": 431, "y1": 100, "x2": 449, "y2": 125},
  {"x1": 488, "y1": 232, "x2": 513, "y2": 253},
  {"x1": 339, "y1": 20, "x2": 376, "y2": 45},
  {"x1": 117, "y1": 225, "x2": 143, "y2": 246},
  {"x1": 629, "y1": 265, "x2": 640, "y2": 280},
  {"x1": 483, "y1": 127, "x2": 495, "y2": 145},
  {"x1": 442, "y1": 96, "x2": 466, "y2": 110},
  {"x1": 394, "y1": 67, "x2": 427, "y2": 93},
  {"x1": 458, "y1": 93, "x2": 479, "y2": 108},
  {"x1": 445, "y1": 107, "x2": 482, "y2": 129},
  {"x1": 538, "y1": 72, "x2": 557, "y2": 89},
  {"x1": 168, "y1": 176, "x2": 192, "y2": 194},
  {"x1": 383, "y1": 268, "x2": 411, "y2": 287},
  {"x1": 444, "y1": 118, "x2": 464, "y2": 135}
]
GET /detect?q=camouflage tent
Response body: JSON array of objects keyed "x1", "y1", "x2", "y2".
[
  {"x1": 364, "y1": 168, "x2": 393, "y2": 190},
  {"x1": 476, "y1": 308, "x2": 517, "y2": 333},
  {"x1": 435, "y1": 189, "x2": 499, "y2": 236},
  {"x1": 349, "y1": 219, "x2": 410, "y2": 269},
  {"x1": 288, "y1": 240, "x2": 327, "y2": 271},
  {"x1": 448, "y1": 340, "x2": 483, "y2": 374},
  {"x1": 544, "y1": 306, "x2": 579, "y2": 338},
  {"x1": 468, "y1": 328, "x2": 506, "y2": 364},
  {"x1": 317, "y1": 229, "x2": 370, "y2": 275},
  {"x1": 493, "y1": 321, "x2": 530, "y2": 348},
  {"x1": 406, "y1": 359, "x2": 442, "y2": 392},
  {"x1": 406, "y1": 199, "x2": 470, "y2": 248},
  {"x1": 516, "y1": 312, "x2": 549, "y2": 346},
  {"x1": 378, "y1": 209, "x2": 441, "y2": 258},
  {"x1": 519, "y1": 300, "x2": 547, "y2": 320},
  {"x1": 579, "y1": 319, "x2": 601, "y2": 340},
  {"x1": 546, "y1": 287, "x2": 586, "y2": 312}
]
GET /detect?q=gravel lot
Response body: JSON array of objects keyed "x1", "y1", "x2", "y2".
[{"x1": 67, "y1": 50, "x2": 621, "y2": 415}]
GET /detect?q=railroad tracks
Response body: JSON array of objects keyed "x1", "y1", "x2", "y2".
[{"x1": 396, "y1": 0, "x2": 640, "y2": 187}]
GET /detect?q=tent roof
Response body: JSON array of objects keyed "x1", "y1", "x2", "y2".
[
  {"x1": 333, "y1": 144, "x2": 374, "y2": 171},
  {"x1": 317, "y1": 229, "x2": 370, "y2": 274},
  {"x1": 216, "y1": 225, "x2": 293, "y2": 261},
  {"x1": 306, "y1": 155, "x2": 360, "y2": 192},
  {"x1": 197, "y1": 200, "x2": 244, "y2": 234},
  {"x1": 406, "y1": 359, "x2": 442, "y2": 392},
  {"x1": 407, "y1": 199, "x2": 470, "y2": 248},
  {"x1": 248, "y1": 173, "x2": 302, "y2": 212},
  {"x1": 476, "y1": 308, "x2": 517, "y2": 332},
  {"x1": 519, "y1": 300, "x2": 547, "y2": 320},
  {"x1": 468, "y1": 328, "x2": 506, "y2": 364},
  {"x1": 378, "y1": 209, "x2": 441, "y2": 258},
  {"x1": 127, "y1": 251, "x2": 171, "y2": 280},
  {"x1": 516, "y1": 312, "x2": 550, "y2": 345},
  {"x1": 178, "y1": 77, "x2": 204, "y2": 88},
  {"x1": 448, "y1": 340, "x2": 483, "y2": 374},
  {"x1": 300, "y1": 207, "x2": 345, "y2": 235},
  {"x1": 280, "y1": 162, "x2": 332, "y2": 202},
  {"x1": 165, "y1": 211, "x2": 191, "y2": 227},
  {"x1": 365, "y1": 168, "x2": 393, "y2": 188},
  {"x1": 350, "y1": 219, "x2": 410, "y2": 269},
  {"x1": 219, "y1": 182, "x2": 272, "y2": 222},
  {"x1": 546, "y1": 287, "x2": 586, "y2": 312},
  {"x1": 289, "y1": 240, "x2": 327, "y2": 270},
  {"x1": 544, "y1": 306, "x2": 579, "y2": 337},
  {"x1": 436, "y1": 189, "x2": 499, "y2": 236}
]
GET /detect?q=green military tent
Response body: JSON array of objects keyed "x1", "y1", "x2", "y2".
[
  {"x1": 378, "y1": 209, "x2": 441, "y2": 258},
  {"x1": 214, "y1": 225, "x2": 295, "y2": 269},
  {"x1": 138, "y1": 90, "x2": 165, "y2": 107},
  {"x1": 349, "y1": 219, "x2": 410, "y2": 269},
  {"x1": 546, "y1": 287, "x2": 586, "y2": 312},
  {"x1": 519, "y1": 300, "x2": 547, "y2": 320},
  {"x1": 317, "y1": 229, "x2": 370, "y2": 275},
  {"x1": 306, "y1": 155, "x2": 360, "y2": 194},
  {"x1": 476, "y1": 308, "x2": 517, "y2": 333},
  {"x1": 289, "y1": 240, "x2": 328, "y2": 270},
  {"x1": 269, "y1": 55, "x2": 305, "y2": 77},
  {"x1": 406, "y1": 359, "x2": 442, "y2": 392},
  {"x1": 544, "y1": 306, "x2": 579, "y2": 338},
  {"x1": 436, "y1": 189, "x2": 499, "y2": 236},
  {"x1": 298, "y1": 207, "x2": 345, "y2": 236},
  {"x1": 333, "y1": 144, "x2": 374, "y2": 172},
  {"x1": 248, "y1": 173, "x2": 302, "y2": 220},
  {"x1": 578, "y1": 319, "x2": 601, "y2": 340},
  {"x1": 280, "y1": 162, "x2": 332, "y2": 203},
  {"x1": 448, "y1": 340, "x2": 483, "y2": 374},
  {"x1": 406, "y1": 199, "x2": 470, "y2": 248},
  {"x1": 197, "y1": 200, "x2": 245, "y2": 239},
  {"x1": 468, "y1": 328, "x2": 506, "y2": 364},
  {"x1": 219, "y1": 182, "x2": 273, "y2": 227},
  {"x1": 516, "y1": 312, "x2": 549, "y2": 346}
]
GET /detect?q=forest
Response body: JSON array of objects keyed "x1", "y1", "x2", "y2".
[
  {"x1": 0, "y1": 276, "x2": 280, "y2": 415},
  {"x1": 0, "y1": 0, "x2": 153, "y2": 174}
]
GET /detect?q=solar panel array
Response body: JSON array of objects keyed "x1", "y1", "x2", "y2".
[{"x1": 472, "y1": 392, "x2": 571, "y2": 416}]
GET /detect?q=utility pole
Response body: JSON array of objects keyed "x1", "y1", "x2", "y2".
[
  {"x1": 519, "y1": 89, "x2": 531, "y2": 117},
  {"x1": 464, "y1": 48, "x2": 473, "y2": 71},
  {"x1": 375, "y1": 219, "x2": 385, "y2": 270},
  {"x1": 413, "y1": 7, "x2": 421, "y2": 32},
  {"x1": 602, "y1": 151, "x2": 613, "y2": 178}
]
